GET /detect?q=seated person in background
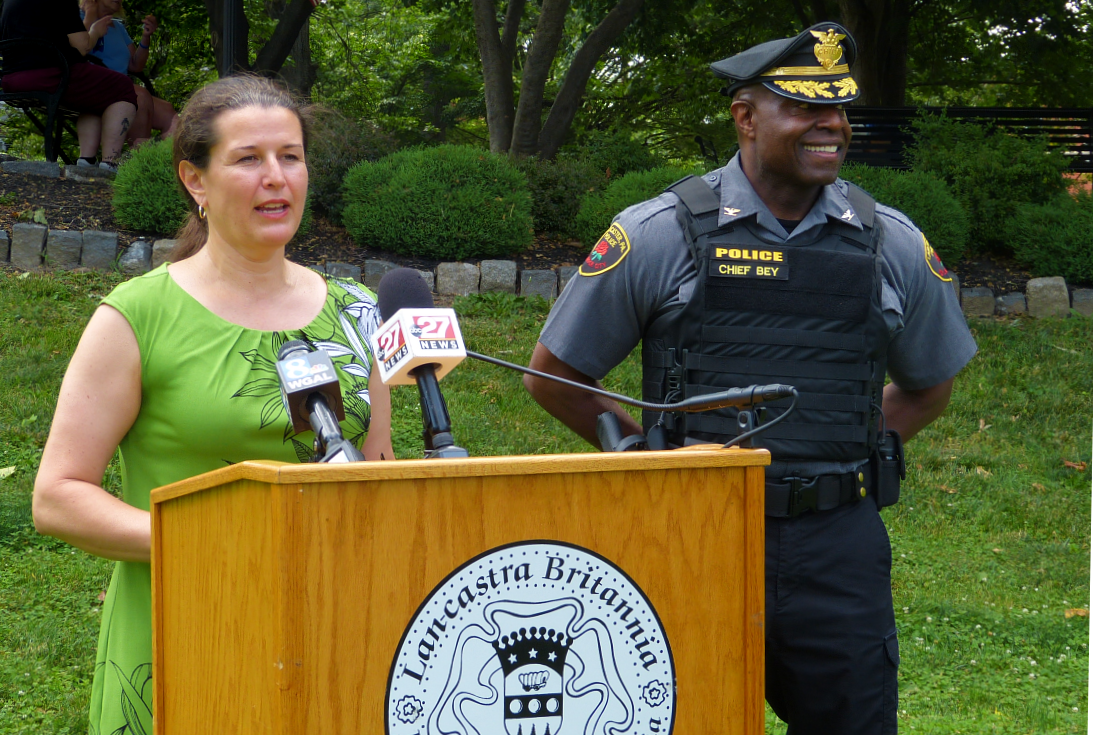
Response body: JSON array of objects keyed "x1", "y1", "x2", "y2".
[
  {"x1": 0, "y1": 0, "x2": 136, "y2": 169},
  {"x1": 80, "y1": 0, "x2": 177, "y2": 146}
]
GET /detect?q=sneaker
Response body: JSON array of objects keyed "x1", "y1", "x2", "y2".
[
  {"x1": 77, "y1": 157, "x2": 96, "y2": 167},
  {"x1": 99, "y1": 161, "x2": 118, "y2": 173}
]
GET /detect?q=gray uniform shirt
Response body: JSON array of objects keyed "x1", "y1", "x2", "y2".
[{"x1": 540, "y1": 155, "x2": 978, "y2": 472}]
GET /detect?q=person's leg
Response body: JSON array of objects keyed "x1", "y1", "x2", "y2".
[
  {"x1": 149, "y1": 97, "x2": 178, "y2": 139},
  {"x1": 766, "y1": 497, "x2": 899, "y2": 735},
  {"x1": 127, "y1": 85, "x2": 153, "y2": 146},
  {"x1": 76, "y1": 114, "x2": 102, "y2": 160},
  {"x1": 100, "y1": 100, "x2": 137, "y2": 164}
]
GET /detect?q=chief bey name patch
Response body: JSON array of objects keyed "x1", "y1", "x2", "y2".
[
  {"x1": 386, "y1": 541, "x2": 676, "y2": 735},
  {"x1": 709, "y1": 246, "x2": 789, "y2": 280}
]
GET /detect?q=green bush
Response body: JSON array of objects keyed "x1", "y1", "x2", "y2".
[
  {"x1": 307, "y1": 111, "x2": 396, "y2": 223},
  {"x1": 558, "y1": 130, "x2": 665, "y2": 179},
  {"x1": 905, "y1": 114, "x2": 1069, "y2": 254},
  {"x1": 519, "y1": 158, "x2": 607, "y2": 239},
  {"x1": 574, "y1": 165, "x2": 701, "y2": 246},
  {"x1": 111, "y1": 139, "x2": 187, "y2": 235},
  {"x1": 342, "y1": 145, "x2": 533, "y2": 259},
  {"x1": 1005, "y1": 192, "x2": 1093, "y2": 285},
  {"x1": 840, "y1": 162, "x2": 970, "y2": 264}
]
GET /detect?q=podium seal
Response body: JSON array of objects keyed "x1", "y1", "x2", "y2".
[{"x1": 386, "y1": 541, "x2": 676, "y2": 735}]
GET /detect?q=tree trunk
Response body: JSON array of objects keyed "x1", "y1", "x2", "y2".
[
  {"x1": 253, "y1": 0, "x2": 317, "y2": 77},
  {"x1": 537, "y1": 0, "x2": 645, "y2": 159},
  {"x1": 206, "y1": 0, "x2": 249, "y2": 76},
  {"x1": 837, "y1": 0, "x2": 911, "y2": 105},
  {"x1": 471, "y1": 0, "x2": 525, "y2": 153},
  {"x1": 510, "y1": 0, "x2": 572, "y2": 158}
]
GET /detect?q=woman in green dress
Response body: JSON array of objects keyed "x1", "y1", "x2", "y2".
[{"x1": 33, "y1": 75, "x2": 394, "y2": 735}]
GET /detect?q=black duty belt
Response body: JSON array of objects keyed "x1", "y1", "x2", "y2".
[{"x1": 765, "y1": 469, "x2": 872, "y2": 518}]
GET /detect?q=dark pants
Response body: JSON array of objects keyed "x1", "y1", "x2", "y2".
[{"x1": 766, "y1": 496, "x2": 899, "y2": 735}]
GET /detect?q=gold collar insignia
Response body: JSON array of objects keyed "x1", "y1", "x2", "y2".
[
  {"x1": 724, "y1": 207, "x2": 741, "y2": 217},
  {"x1": 810, "y1": 29, "x2": 846, "y2": 70}
]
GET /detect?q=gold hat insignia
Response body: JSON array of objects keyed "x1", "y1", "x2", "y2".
[{"x1": 810, "y1": 29, "x2": 846, "y2": 70}]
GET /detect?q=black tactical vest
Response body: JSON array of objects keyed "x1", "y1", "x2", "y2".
[{"x1": 642, "y1": 175, "x2": 890, "y2": 466}]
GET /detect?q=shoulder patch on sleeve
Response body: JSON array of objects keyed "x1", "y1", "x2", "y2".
[
  {"x1": 923, "y1": 235, "x2": 952, "y2": 282},
  {"x1": 580, "y1": 222, "x2": 631, "y2": 277}
]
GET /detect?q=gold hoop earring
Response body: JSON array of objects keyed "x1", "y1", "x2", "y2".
[{"x1": 198, "y1": 205, "x2": 207, "y2": 220}]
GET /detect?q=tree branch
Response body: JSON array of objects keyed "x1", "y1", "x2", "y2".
[
  {"x1": 252, "y1": 0, "x2": 315, "y2": 75},
  {"x1": 537, "y1": 0, "x2": 645, "y2": 159},
  {"x1": 511, "y1": 0, "x2": 572, "y2": 157}
]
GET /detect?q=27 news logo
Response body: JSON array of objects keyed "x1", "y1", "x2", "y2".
[{"x1": 410, "y1": 315, "x2": 458, "y2": 350}]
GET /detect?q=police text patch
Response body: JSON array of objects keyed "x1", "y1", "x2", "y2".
[
  {"x1": 580, "y1": 223, "x2": 631, "y2": 277},
  {"x1": 709, "y1": 246, "x2": 789, "y2": 280}
]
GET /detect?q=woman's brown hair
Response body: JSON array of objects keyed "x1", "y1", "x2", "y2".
[{"x1": 171, "y1": 74, "x2": 312, "y2": 262}]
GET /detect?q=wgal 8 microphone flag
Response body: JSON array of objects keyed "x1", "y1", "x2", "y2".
[{"x1": 370, "y1": 308, "x2": 467, "y2": 386}]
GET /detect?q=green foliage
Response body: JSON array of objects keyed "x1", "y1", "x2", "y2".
[
  {"x1": 111, "y1": 140, "x2": 187, "y2": 236},
  {"x1": 342, "y1": 144, "x2": 533, "y2": 259},
  {"x1": 307, "y1": 111, "x2": 397, "y2": 223},
  {"x1": 906, "y1": 115, "x2": 1069, "y2": 254},
  {"x1": 558, "y1": 130, "x2": 665, "y2": 179},
  {"x1": 574, "y1": 165, "x2": 701, "y2": 246},
  {"x1": 518, "y1": 158, "x2": 607, "y2": 239},
  {"x1": 840, "y1": 162, "x2": 970, "y2": 264},
  {"x1": 1005, "y1": 192, "x2": 1093, "y2": 286}
]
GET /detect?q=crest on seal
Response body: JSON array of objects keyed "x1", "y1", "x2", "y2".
[{"x1": 810, "y1": 29, "x2": 846, "y2": 70}]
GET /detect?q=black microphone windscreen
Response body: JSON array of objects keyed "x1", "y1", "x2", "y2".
[
  {"x1": 278, "y1": 339, "x2": 310, "y2": 361},
  {"x1": 378, "y1": 268, "x2": 434, "y2": 320}
]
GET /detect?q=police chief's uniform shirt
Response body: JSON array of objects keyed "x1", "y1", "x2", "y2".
[{"x1": 540, "y1": 155, "x2": 977, "y2": 472}]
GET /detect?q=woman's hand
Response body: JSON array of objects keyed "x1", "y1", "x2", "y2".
[
  {"x1": 33, "y1": 305, "x2": 149, "y2": 563},
  {"x1": 88, "y1": 14, "x2": 114, "y2": 43}
]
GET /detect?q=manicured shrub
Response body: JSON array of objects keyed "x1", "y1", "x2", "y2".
[
  {"x1": 840, "y1": 162, "x2": 970, "y2": 264},
  {"x1": 905, "y1": 114, "x2": 1069, "y2": 254},
  {"x1": 1006, "y1": 192, "x2": 1093, "y2": 285},
  {"x1": 342, "y1": 145, "x2": 533, "y2": 259},
  {"x1": 111, "y1": 139, "x2": 187, "y2": 235},
  {"x1": 307, "y1": 111, "x2": 396, "y2": 223},
  {"x1": 519, "y1": 157, "x2": 607, "y2": 239},
  {"x1": 574, "y1": 165, "x2": 701, "y2": 246},
  {"x1": 558, "y1": 130, "x2": 665, "y2": 179}
]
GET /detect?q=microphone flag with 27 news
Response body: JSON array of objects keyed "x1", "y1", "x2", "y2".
[
  {"x1": 371, "y1": 268, "x2": 470, "y2": 458},
  {"x1": 275, "y1": 340, "x2": 366, "y2": 463}
]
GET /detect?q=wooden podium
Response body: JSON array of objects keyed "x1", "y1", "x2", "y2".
[{"x1": 149, "y1": 448, "x2": 769, "y2": 735}]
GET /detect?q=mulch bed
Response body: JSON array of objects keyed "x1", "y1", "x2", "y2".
[{"x1": 0, "y1": 170, "x2": 1041, "y2": 288}]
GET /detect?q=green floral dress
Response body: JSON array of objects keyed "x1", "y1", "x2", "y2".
[{"x1": 90, "y1": 264, "x2": 381, "y2": 735}]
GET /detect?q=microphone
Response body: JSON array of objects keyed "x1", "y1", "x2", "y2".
[
  {"x1": 463, "y1": 350, "x2": 800, "y2": 451},
  {"x1": 275, "y1": 340, "x2": 365, "y2": 463},
  {"x1": 371, "y1": 268, "x2": 469, "y2": 458},
  {"x1": 465, "y1": 350, "x2": 796, "y2": 412}
]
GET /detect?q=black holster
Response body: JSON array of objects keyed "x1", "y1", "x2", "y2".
[{"x1": 872, "y1": 430, "x2": 905, "y2": 509}]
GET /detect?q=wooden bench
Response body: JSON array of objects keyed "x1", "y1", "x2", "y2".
[{"x1": 845, "y1": 106, "x2": 1093, "y2": 172}]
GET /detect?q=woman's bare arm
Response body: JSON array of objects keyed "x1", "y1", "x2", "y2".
[
  {"x1": 361, "y1": 366, "x2": 394, "y2": 461},
  {"x1": 33, "y1": 305, "x2": 148, "y2": 562}
]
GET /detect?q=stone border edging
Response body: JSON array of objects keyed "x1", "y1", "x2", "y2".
[{"x1": 1, "y1": 223, "x2": 1090, "y2": 318}]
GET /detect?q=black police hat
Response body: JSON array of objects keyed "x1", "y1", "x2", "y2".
[{"x1": 710, "y1": 23, "x2": 859, "y2": 103}]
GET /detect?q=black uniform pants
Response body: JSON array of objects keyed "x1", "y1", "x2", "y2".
[{"x1": 765, "y1": 496, "x2": 899, "y2": 735}]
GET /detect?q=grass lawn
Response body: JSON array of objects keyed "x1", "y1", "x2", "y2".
[{"x1": 0, "y1": 270, "x2": 1089, "y2": 734}]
